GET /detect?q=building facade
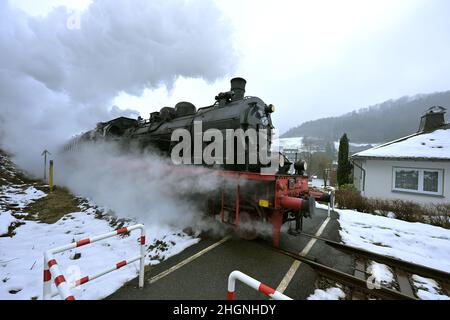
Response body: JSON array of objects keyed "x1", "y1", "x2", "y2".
[{"x1": 352, "y1": 107, "x2": 449, "y2": 204}]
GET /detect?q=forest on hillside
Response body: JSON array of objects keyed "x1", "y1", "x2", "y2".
[{"x1": 282, "y1": 91, "x2": 450, "y2": 143}]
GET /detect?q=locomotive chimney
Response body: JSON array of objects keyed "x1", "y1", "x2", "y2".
[
  {"x1": 230, "y1": 77, "x2": 246, "y2": 101},
  {"x1": 418, "y1": 106, "x2": 446, "y2": 133}
]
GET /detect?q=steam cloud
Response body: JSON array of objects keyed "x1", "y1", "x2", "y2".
[
  {"x1": 57, "y1": 143, "x2": 228, "y2": 229},
  {"x1": 0, "y1": 0, "x2": 236, "y2": 228}
]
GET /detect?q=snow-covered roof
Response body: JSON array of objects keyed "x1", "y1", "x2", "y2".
[{"x1": 352, "y1": 128, "x2": 450, "y2": 160}]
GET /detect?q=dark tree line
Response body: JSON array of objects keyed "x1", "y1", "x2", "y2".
[{"x1": 282, "y1": 91, "x2": 450, "y2": 143}]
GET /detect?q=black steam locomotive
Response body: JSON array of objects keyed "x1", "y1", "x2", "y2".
[
  {"x1": 66, "y1": 78, "x2": 297, "y2": 174},
  {"x1": 64, "y1": 78, "x2": 327, "y2": 246}
]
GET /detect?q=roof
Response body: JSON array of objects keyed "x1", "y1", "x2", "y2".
[{"x1": 352, "y1": 128, "x2": 450, "y2": 161}]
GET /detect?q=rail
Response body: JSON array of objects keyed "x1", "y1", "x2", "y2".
[
  {"x1": 227, "y1": 270, "x2": 292, "y2": 300},
  {"x1": 43, "y1": 224, "x2": 146, "y2": 300},
  {"x1": 261, "y1": 242, "x2": 417, "y2": 300}
]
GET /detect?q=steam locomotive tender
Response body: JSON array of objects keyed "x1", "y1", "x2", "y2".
[{"x1": 67, "y1": 78, "x2": 331, "y2": 246}]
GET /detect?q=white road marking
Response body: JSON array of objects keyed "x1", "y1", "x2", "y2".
[
  {"x1": 276, "y1": 216, "x2": 331, "y2": 293},
  {"x1": 148, "y1": 235, "x2": 231, "y2": 284}
]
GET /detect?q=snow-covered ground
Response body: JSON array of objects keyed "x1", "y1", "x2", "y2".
[
  {"x1": 278, "y1": 136, "x2": 377, "y2": 152},
  {"x1": 309, "y1": 178, "x2": 325, "y2": 188},
  {"x1": 320, "y1": 203, "x2": 450, "y2": 300},
  {"x1": 366, "y1": 261, "x2": 394, "y2": 286},
  {"x1": 1, "y1": 186, "x2": 46, "y2": 210},
  {"x1": 412, "y1": 275, "x2": 449, "y2": 300},
  {"x1": 0, "y1": 206, "x2": 198, "y2": 300},
  {"x1": 0, "y1": 212, "x2": 17, "y2": 236},
  {"x1": 0, "y1": 153, "x2": 200, "y2": 300},
  {"x1": 307, "y1": 287, "x2": 345, "y2": 300},
  {"x1": 278, "y1": 137, "x2": 303, "y2": 150}
]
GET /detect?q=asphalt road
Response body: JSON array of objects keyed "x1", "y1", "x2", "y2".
[{"x1": 107, "y1": 207, "x2": 353, "y2": 300}]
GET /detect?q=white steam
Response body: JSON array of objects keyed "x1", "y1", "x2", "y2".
[
  {"x1": 56, "y1": 143, "x2": 226, "y2": 229},
  {"x1": 0, "y1": 0, "x2": 236, "y2": 229},
  {"x1": 0, "y1": 0, "x2": 235, "y2": 174}
]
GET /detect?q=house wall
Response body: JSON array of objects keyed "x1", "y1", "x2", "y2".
[{"x1": 353, "y1": 159, "x2": 450, "y2": 204}]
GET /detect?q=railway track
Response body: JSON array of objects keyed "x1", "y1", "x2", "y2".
[{"x1": 260, "y1": 233, "x2": 450, "y2": 300}]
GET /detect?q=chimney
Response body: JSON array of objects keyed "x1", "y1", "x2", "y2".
[
  {"x1": 418, "y1": 106, "x2": 446, "y2": 133},
  {"x1": 230, "y1": 77, "x2": 246, "y2": 101}
]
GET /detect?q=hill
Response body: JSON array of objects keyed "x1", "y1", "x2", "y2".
[{"x1": 281, "y1": 91, "x2": 450, "y2": 143}]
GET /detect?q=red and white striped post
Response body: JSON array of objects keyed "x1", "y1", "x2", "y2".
[
  {"x1": 43, "y1": 224, "x2": 146, "y2": 300},
  {"x1": 227, "y1": 270, "x2": 292, "y2": 300},
  {"x1": 44, "y1": 252, "x2": 75, "y2": 300}
]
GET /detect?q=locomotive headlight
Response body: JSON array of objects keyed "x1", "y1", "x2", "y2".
[
  {"x1": 303, "y1": 161, "x2": 308, "y2": 171},
  {"x1": 265, "y1": 104, "x2": 275, "y2": 113},
  {"x1": 279, "y1": 154, "x2": 285, "y2": 167},
  {"x1": 261, "y1": 116, "x2": 269, "y2": 126}
]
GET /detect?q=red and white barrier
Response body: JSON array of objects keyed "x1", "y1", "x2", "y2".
[
  {"x1": 227, "y1": 270, "x2": 292, "y2": 300},
  {"x1": 43, "y1": 224, "x2": 145, "y2": 300}
]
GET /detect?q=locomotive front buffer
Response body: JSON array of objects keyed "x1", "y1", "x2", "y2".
[{"x1": 209, "y1": 170, "x2": 332, "y2": 247}]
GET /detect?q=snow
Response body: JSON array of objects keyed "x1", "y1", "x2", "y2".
[
  {"x1": 334, "y1": 141, "x2": 378, "y2": 150},
  {"x1": 353, "y1": 129, "x2": 450, "y2": 159},
  {"x1": 0, "y1": 212, "x2": 16, "y2": 236},
  {"x1": 366, "y1": 261, "x2": 394, "y2": 285},
  {"x1": 1, "y1": 186, "x2": 46, "y2": 209},
  {"x1": 325, "y1": 204, "x2": 450, "y2": 273},
  {"x1": 0, "y1": 186, "x2": 199, "y2": 300},
  {"x1": 0, "y1": 151, "x2": 203, "y2": 300},
  {"x1": 0, "y1": 208, "x2": 199, "y2": 300},
  {"x1": 317, "y1": 203, "x2": 450, "y2": 299},
  {"x1": 309, "y1": 178, "x2": 324, "y2": 188},
  {"x1": 411, "y1": 275, "x2": 450, "y2": 300},
  {"x1": 278, "y1": 136, "x2": 377, "y2": 152},
  {"x1": 278, "y1": 137, "x2": 303, "y2": 150},
  {"x1": 307, "y1": 287, "x2": 345, "y2": 300}
]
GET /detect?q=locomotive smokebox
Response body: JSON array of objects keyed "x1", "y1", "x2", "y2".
[{"x1": 231, "y1": 77, "x2": 246, "y2": 101}]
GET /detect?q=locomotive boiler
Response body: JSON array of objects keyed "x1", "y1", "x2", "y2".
[
  {"x1": 66, "y1": 78, "x2": 331, "y2": 246},
  {"x1": 68, "y1": 77, "x2": 291, "y2": 173}
]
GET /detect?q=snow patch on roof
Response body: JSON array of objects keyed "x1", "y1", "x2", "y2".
[{"x1": 353, "y1": 129, "x2": 450, "y2": 159}]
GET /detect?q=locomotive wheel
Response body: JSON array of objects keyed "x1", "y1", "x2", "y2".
[{"x1": 235, "y1": 210, "x2": 259, "y2": 240}]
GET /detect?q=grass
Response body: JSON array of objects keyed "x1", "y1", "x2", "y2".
[
  {"x1": 1, "y1": 148, "x2": 83, "y2": 224},
  {"x1": 25, "y1": 186, "x2": 82, "y2": 224},
  {"x1": 0, "y1": 149, "x2": 40, "y2": 186}
]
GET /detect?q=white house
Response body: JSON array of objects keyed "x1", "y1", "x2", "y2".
[{"x1": 352, "y1": 107, "x2": 450, "y2": 204}]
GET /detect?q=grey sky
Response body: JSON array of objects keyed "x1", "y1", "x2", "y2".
[
  {"x1": 6, "y1": 0, "x2": 450, "y2": 137},
  {"x1": 121, "y1": 0, "x2": 450, "y2": 133},
  {"x1": 1, "y1": 0, "x2": 235, "y2": 173}
]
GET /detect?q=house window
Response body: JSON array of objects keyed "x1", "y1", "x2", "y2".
[{"x1": 392, "y1": 167, "x2": 444, "y2": 196}]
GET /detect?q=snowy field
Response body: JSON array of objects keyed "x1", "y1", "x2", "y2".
[
  {"x1": 316, "y1": 203, "x2": 450, "y2": 300},
  {"x1": 309, "y1": 178, "x2": 325, "y2": 188},
  {"x1": 278, "y1": 136, "x2": 376, "y2": 152},
  {"x1": 278, "y1": 137, "x2": 303, "y2": 150},
  {"x1": 0, "y1": 181, "x2": 198, "y2": 300}
]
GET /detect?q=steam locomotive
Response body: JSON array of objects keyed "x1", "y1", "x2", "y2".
[
  {"x1": 66, "y1": 78, "x2": 330, "y2": 246},
  {"x1": 67, "y1": 78, "x2": 296, "y2": 173}
]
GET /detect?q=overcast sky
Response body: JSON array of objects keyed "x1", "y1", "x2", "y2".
[{"x1": 8, "y1": 0, "x2": 450, "y2": 134}]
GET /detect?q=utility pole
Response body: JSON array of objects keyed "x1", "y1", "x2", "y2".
[{"x1": 41, "y1": 150, "x2": 51, "y2": 181}]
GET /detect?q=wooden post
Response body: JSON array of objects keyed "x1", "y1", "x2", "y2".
[{"x1": 49, "y1": 160, "x2": 54, "y2": 192}]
